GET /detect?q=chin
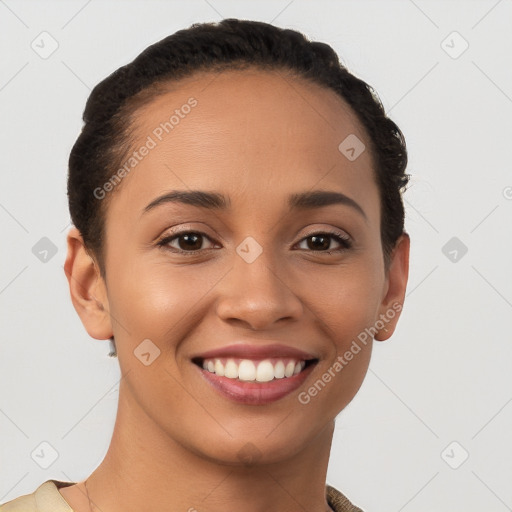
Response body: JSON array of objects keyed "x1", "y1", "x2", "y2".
[{"x1": 183, "y1": 419, "x2": 330, "y2": 468}]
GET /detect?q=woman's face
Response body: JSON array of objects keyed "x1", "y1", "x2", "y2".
[{"x1": 79, "y1": 69, "x2": 408, "y2": 464}]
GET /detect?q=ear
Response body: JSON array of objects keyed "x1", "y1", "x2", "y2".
[
  {"x1": 374, "y1": 232, "x2": 410, "y2": 342},
  {"x1": 63, "y1": 227, "x2": 113, "y2": 340}
]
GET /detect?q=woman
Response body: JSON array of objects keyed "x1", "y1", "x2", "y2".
[{"x1": 0, "y1": 18, "x2": 409, "y2": 512}]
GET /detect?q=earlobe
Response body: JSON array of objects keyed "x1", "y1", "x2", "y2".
[
  {"x1": 374, "y1": 232, "x2": 410, "y2": 342},
  {"x1": 63, "y1": 227, "x2": 113, "y2": 340}
]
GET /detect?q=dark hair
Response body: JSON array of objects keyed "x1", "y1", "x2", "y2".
[{"x1": 67, "y1": 18, "x2": 409, "y2": 357}]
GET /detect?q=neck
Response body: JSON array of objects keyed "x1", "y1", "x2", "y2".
[{"x1": 85, "y1": 384, "x2": 336, "y2": 512}]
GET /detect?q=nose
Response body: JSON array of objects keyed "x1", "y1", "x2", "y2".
[{"x1": 214, "y1": 247, "x2": 304, "y2": 331}]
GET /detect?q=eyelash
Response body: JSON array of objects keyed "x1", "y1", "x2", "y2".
[{"x1": 156, "y1": 229, "x2": 353, "y2": 255}]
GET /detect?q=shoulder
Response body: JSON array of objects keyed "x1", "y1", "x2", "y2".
[
  {"x1": 1, "y1": 480, "x2": 360, "y2": 512},
  {"x1": 326, "y1": 484, "x2": 365, "y2": 512},
  {"x1": 0, "y1": 480, "x2": 75, "y2": 512}
]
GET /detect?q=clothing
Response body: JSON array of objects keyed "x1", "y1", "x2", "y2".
[{"x1": 0, "y1": 479, "x2": 364, "y2": 512}]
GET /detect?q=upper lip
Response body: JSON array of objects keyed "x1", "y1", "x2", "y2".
[{"x1": 192, "y1": 343, "x2": 318, "y2": 361}]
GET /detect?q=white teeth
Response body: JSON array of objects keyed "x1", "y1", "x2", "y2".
[
  {"x1": 214, "y1": 359, "x2": 224, "y2": 377},
  {"x1": 238, "y1": 360, "x2": 256, "y2": 381},
  {"x1": 224, "y1": 359, "x2": 238, "y2": 379},
  {"x1": 293, "y1": 361, "x2": 305, "y2": 375},
  {"x1": 284, "y1": 361, "x2": 295, "y2": 378},
  {"x1": 274, "y1": 360, "x2": 285, "y2": 379},
  {"x1": 201, "y1": 357, "x2": 310, "y2": 381},
  {"x1": 255, "y1": 360, "x2": 274, "y2": 382}
]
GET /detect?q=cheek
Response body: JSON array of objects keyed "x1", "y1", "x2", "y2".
[
  {"x1": 304, "y1": 262, "x2": 383, "y2": 347},
  {"x1": 296, "y1": 266, "x2": 380, "y2": 414},
  {"x1": 105, "y1": 254, "x2": 228, "y2": 352}
]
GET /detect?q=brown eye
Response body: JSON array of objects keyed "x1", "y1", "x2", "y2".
[
  {"x1": 177, "y1": 233, "x2": 203, "y2": 251},
  {"x1": 296, "y1": 232, "x2": 352, "y2": 253},
  {"x1": 158, "y1": 231, "x2": 216, "y2": 253},
  {"x1": 306, "y1": 235, "x2": 331, "y2": 251}
]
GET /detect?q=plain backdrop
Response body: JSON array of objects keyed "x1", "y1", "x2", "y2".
[{"x1": 1, "y1": 1, "x2": 511, "y2": 511}]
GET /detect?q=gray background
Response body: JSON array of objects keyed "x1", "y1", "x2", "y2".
[{"x1": 1, "y1": 0, "x2": 511, "y2": 510}]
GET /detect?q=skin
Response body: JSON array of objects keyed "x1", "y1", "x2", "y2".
[{"x1": 62, "y1": 68, "x2": 409, "y2": 512}]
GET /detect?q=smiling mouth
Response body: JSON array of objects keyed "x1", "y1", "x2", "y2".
[{"x1": 192, "y1": 357, "x2": 318, "y2": 383}]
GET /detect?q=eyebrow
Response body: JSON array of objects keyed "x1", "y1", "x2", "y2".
[{"x1": 143, "y1": 189, "x2": 367, "y2": 220}]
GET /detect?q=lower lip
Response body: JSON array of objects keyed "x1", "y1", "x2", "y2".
[{"x1": 196, "y1": 363, "x2": 316, "y2": 405}]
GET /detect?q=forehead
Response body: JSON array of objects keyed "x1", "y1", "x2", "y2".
[
  {"x1": 135, "y1": 67, "x2": 368, "y2": 155},
  {"x1": 110, "y1": 68, "x2": 378, "y2": 218}
]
